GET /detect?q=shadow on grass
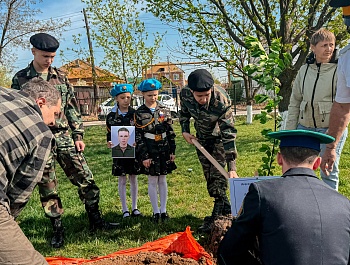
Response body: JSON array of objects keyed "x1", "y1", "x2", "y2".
[{"x1": 21, "y1": 212, "x2": 206, "y2": 255}]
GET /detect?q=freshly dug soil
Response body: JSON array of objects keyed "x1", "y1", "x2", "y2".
[
  {"x1": 87, "y1": 216, "x2": 235, "y2": 265},
  {"x1": 88, "y1": 252, "x2": 209, "y2": 265}
]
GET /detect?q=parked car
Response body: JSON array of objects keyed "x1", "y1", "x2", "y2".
[
  {"x1": 158, "y1": 94, "x2": 180, "y2": 118},
  {"x1": 98, "y1": 94, "x2": 179, "y2": 120},
  {"x1": 97, "y1": 95, "x2": 144, "y2": 120}
]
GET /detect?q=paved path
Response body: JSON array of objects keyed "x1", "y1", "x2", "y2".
[{"x1": 83, "y1": 109, "x2": 262, "y2": 127}]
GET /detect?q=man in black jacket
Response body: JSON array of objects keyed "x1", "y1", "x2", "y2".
[{"x1": 218, "y1": 130, "x2": 350, "y2": 265}]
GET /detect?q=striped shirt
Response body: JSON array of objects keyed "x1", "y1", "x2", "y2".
[{"x1": 0, "y1": 87, "x2": 53, "y2": 218}]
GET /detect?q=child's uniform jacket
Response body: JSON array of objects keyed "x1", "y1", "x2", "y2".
[{"x1": 134, "y1": 103, "x2": 176, "y2": 176}]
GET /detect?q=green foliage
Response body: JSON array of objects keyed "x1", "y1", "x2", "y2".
[
  {"x1": 140, "y1": 0, "x2": 348, "y2": 110},
  {"x1": 82, "y1": 0, "x2": 163, "y2": 87},
  {"x1": 0, "y1": 0, "x2": 69, "y2": 68},
  {"x1": 0, "y1": 66, "x2": 12, "y2": 88},
  {"x1": 243, "y1": 36, "x2": 291, "y2": 176}
]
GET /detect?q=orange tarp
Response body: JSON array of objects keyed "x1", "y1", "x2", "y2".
[{"x1": 46, "y1": 226, "x2": 213, "y2": 265}]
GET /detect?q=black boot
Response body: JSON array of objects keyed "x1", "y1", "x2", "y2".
[
  {"x1": 198, "y1": 216, "x2": 213, "y2": 234},
  {"x1": 85, "y1": 204, "x2": 119, "y2": 232},
  {"x1": 50, "y1": 217, "x2": 64, "y2": 248},
  {"x1": 222, "y1": 195, "x2": 232, "y2": 216}
]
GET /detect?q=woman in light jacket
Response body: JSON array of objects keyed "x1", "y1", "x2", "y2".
[{"x1": 286, "y1": 28, "x2": 348, "y2": 191}]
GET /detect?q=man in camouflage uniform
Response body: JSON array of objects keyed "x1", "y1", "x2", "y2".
[
  {"x1": 11, "y1": 33, "x2": 118, "y2": 249},
  {"x1": 0, "y1": 79, "x2": 61, "y2": 265},
  {"x1": 179, "y1": 69, "x2": 238, "y2": 233}
]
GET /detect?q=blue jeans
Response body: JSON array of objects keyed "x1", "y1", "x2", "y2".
[{"x1": 297, "y1": 124, "x2": 348, "y2": 191}]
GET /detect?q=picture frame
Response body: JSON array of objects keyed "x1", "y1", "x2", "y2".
[{"x1": 111, "y1": 126, "x2": 136, "y2": 158}]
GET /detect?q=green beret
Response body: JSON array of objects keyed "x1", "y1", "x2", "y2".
[
  {"x1": 268, "y1": 130, "x2": 334, "y2": 151},
  {"x1": 30, "y1": 33, "x2": 59, "y2": 52},
  {"x1": 188, "y1": 69, "x2": 214, "y2": 92}
]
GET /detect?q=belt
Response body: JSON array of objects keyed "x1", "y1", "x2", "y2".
[{"x1": 144, "y1": 132, "x2": 167, "y2": 141}]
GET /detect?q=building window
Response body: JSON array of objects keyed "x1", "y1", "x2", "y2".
[{"x1": 173, "y1": 73, "x2": 180, "y2": 80}]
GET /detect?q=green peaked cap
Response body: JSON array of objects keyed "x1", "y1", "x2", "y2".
[{"x1": 267, "y1": 130, "x2": 335, "y2": 151}]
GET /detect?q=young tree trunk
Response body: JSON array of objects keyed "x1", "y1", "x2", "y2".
[
  {"x1": 278, "y1": 68, "x2": 298, "y2": 112},
  {"x1": 246, "y1": 100, "x2": 253, "y2": 124}
]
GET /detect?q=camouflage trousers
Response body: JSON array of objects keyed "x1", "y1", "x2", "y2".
[
  {"x1": 196, "y1": 138, "x2": 231, "y2": 216},
  {"x1": 196, "y1": 138, "x2": 228, "y2": 198},
  {"x1": 39, "y1": 130, "x2": 100, "y2": 218}
]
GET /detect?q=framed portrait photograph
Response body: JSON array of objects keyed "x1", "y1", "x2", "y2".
[{"x1": 111, "y1": 126, "x2": 136, "y2": 158}]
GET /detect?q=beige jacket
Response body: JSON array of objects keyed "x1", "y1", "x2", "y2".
[{"x1": 285, "y1": 61, "x2": 337, "y2": 129}]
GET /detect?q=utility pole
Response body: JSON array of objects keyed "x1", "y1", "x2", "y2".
[
  {"x1": 167, "y1": 55, "x2": 171, "y2": 92},
  {"x1": 83, "y1": 8, "x2": 99, "y2": 112}
]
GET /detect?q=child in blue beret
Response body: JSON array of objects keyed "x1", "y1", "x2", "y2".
[
  {"x1": 106, "y1": 83, "x2": 142, "y2": 218},
  {"x1": 134, "y1": 79, "x2": 177, "y2": 223}
]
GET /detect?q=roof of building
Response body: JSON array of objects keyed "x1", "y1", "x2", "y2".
[
  {"x1": 145, "y1": 62, "x2": 185, "y2": 74},
  {"x1": 59, "y1": 59, "x2": 124, "y2": 82}
]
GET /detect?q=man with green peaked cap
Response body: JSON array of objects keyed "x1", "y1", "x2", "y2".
[
  {"x1": 321, "y1": 0, "x2": 350, "y2": 181},
  {"x1": 218, "y1": 130, "x2": 350, "y2": 265}
]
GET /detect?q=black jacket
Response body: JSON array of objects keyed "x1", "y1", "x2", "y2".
[{"x1": 218, "y1": 167, "x2": 350, "y2": 265}]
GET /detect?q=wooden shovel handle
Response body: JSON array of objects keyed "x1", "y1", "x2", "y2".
[{"x1": 192, "y1": 139, "x2": 229, "y2": 179}]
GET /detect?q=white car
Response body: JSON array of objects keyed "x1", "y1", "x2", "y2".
[
  {"x1": 158, "y1": 94, "x2": 180, "y2": 118},
  {"x1": 97, "y1": 95, "x2": 144, "y2": 120}
]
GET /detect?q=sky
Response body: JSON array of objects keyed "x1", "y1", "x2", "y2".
[{"x1": 12, "y1": 0, "x2": 229, "y2": 82}]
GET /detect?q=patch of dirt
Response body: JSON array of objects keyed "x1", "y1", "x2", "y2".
[
  {"x1": 205, "y1": 215, "x2": 234, "y2": 257},
  {"x1": 88, "y1": 252, "x2": 209, "y2": 265},
  {"x1": 87, "y1": 216, "x2": 235, "y2": 265}
]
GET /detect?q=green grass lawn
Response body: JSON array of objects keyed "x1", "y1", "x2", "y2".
[{"x1": 18, "y1": 116, "x2": 350, "y2": 258}]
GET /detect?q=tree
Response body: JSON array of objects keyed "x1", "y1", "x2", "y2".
[
  {"x1": 82, "y1": 0, "x2": 163, "y2": 88},
  {"x1": 141, "y1": 0, "x2": 347, "y2": 111},
  {"x1": 0, "y1": 66, "x2": 12, "y2": 88},
  {"x1": 0, "y1": 0, "x2": 69, "y2": 69}
]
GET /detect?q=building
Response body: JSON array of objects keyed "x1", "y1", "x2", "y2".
[
  {"x1": 144, "y1": 62, "x2": 186, "y2": 91},
  {"x1": 59, "y1": 59, "x2": 124, "y2": 115},
  {"x1": 59, "y1": 59, "x2": 124, "y2": 88}
]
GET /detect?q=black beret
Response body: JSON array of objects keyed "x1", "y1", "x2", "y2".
[
  {"x1": 187, "y1": 69, "x2": 214, "y2": 92},
  {"x1": 329, "y1": 0, "x2": 350, "y2": 7},
  {"x1": 30, "y1": 33, "x2": 59, "y2": 52}
]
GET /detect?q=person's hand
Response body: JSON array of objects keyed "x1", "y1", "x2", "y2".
[
  {"x1": 320, "y1": 147, "x2": 336, "y2": 176},
  {"x1": 228, "y1": 170, "x2": 239, "y2": 178},
  {"x1": 182, "y1": 132, "x2": 196, "y2": 144},
  {"x1": 75, "y1": 140, "x2": 85, "y2": 152},
  {"x1": 143, "y1": 159, "x2": 152, "y2": 168},
  {"x1": 107, "y1": 141, "x2": 113, "y2": 148},
  {"x1": 170, "y1": 154, "x2": 176, "y2": 161}
]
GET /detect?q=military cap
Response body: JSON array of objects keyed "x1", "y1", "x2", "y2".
[
  {"x1": 30, "y1": 33, "x2": 59, "y2": 52},
  {"x1": 110, "y1": 83, "x2": 134, "y2": 97},
  {"x1": 329, "y1": 0, "x2": 350, "y2": 7},
  {"x1": 268, "y1": 130, "x2": 334, "y2": 152},
  {"x1": 138, "y1": 79, "x2": 162, "y2": 92},
  {"x1": 187, "y1": 69, "x2": 214, "y2": 92}
]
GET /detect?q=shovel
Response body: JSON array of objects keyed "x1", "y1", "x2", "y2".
[{"x1": 191, "y1": 139, "x2": 229, "y2": 179}]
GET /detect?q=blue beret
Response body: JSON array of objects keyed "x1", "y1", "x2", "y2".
[
  {"x1": 329, "y1": 0, "x2": 350, "y2": 7},
  {"x1": 110, "y1": 84, "x2": 134, "y2": 97},
  {"x1": 30, "y1": 33, "x2": 59, "y2": 52},
  {"x1": 188, "y1": 69, "x2": 214, "y2": 92},
  {"x1": 138, "y1": 79, "x2": 162, "y2": 92},
  {"x1": 268, "y1": 130, "x2": 334, "y2": 151}
]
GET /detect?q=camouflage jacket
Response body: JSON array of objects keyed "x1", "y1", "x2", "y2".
[
  {"x1": 11, "y1": 62, "x2": 84, "y2": 141},
  {"x1": 179, "y1": 86, "x2": 237, "y2": 162},
  {"x1": 0, "y1": 87, "x2": 53, "y2": 218}
]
